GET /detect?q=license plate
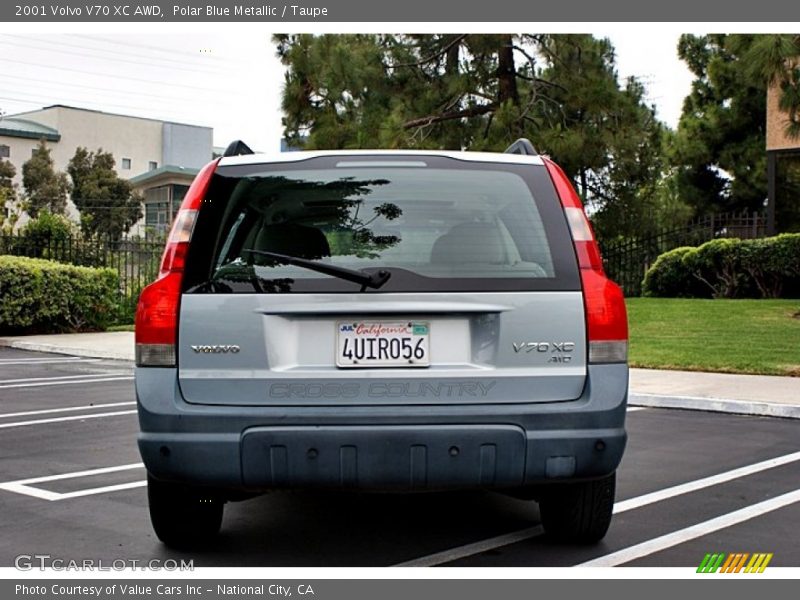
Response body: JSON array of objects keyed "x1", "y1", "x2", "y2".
[{"x1": 336, "y1": 321, "x2": 430, "y2": 368}]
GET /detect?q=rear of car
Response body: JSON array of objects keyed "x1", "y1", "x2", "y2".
[{"x1": 135, "y1": 146, "x2": 628, "y2": 547}]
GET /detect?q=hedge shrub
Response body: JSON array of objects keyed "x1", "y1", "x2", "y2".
[
  {"x1": 642, "y1": 234, "x2": 800, "y2": 299},
  {"x1": 740, "y1": 234, "x2": 800, "y2": 298},
  {"x1": 0, "y1": 255, "x2": 120, "y2": 334},
  {"x1": 682, "y1": 238, "x2": 746, "y2": 299},
  {"x1": 641, "y1": 247, "x2": 707, "y2": 298}
]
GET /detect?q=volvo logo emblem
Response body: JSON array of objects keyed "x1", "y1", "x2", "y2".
[{"x1": 190, "y1": 345, "x2": 241, "y2": 354}]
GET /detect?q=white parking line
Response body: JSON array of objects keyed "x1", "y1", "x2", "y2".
[
  {"x1": 580, "y1": 488, "x2": 800, "y2": 567},
  {"x1": 0, "y1": 463, "x2": 145, "y2": 501},
  {"x1": 394, "y1": 449, "x2": 800, "y2": 566},
  {"x1": 0, "y1": 356, "x2": 83, "y2": 362},
  {"x1": 0, "y1": 357, "x2": 100, "y2": 365},
  {"x1": 626, "y1": 407, "x2": 647, "y2": 412},
  {"x1": 0, "y1": 410, "x2": 138, "y2": 429},
  {"x1": 613, "y1": 450, "x2": 800, "y2": 513},
  {"x1": 396, "y1": 527, "x2": 544, "y2": 567},
  {"x1": 0, "y1": 376, "x2": 133, "y2": 390},
  {"x1": 0, "y1": 401, "x2": 136, "y2": 419},
  {"x1": 0, "y1": 373, "x2": 131, "y2": 384}
]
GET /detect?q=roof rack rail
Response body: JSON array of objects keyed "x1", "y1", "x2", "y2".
[
  {"x1": 223, "y1": 140, "x2": 254, "y2": 157},
  {"x1": 504, "y1": 138, "x2": 538, "y2": 156}
]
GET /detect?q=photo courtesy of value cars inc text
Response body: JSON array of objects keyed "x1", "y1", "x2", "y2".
[{"x1": 15, "y1": 584, "x2": 314, "y2": 597}]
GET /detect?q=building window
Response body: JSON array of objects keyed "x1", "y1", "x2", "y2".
[
  {"x1": 149, "y1": 161, "x2": 158, "y2": 171},
  {"x1": 171, "y1": 185, "x2": 189, "y2": 215},
  {"x1": 144, "y1": 186, "x2": 171, "y2": 232},
  {"x1": 121, "y1": 158, "x2": 132, "y2": 170},
  {"x1": 0, "y1": 145, "x2": 9, "y2": 158},
  {"x1": 144, "y1": 184, "x2": 190, "y2": 233}
]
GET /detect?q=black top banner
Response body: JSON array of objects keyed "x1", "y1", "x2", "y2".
[{"x1": 2, "y1": 0, "x2": 798, "y2": 22}]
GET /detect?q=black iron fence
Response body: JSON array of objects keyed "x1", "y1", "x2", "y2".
[
  {"x1": 0, "y1": 233, "x2": 164, "y2": 320},
  {"x1": 600, "y1": 211, "x2": 767, "y2": 297},
  {"x1": 0, "y1": 210, "x2": 769, "y2": 317}
]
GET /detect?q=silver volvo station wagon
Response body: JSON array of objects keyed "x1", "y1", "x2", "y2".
[{"x1": 134, "y1": 139, "x2": 629, "y2": 548}]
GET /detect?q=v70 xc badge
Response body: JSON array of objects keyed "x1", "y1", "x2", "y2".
[
  {"x1": 512, "y1": 342, "x2": 575, "y2": 353},
  {"x1": 513, "y1": 342, "x2": 575, "y2": 363}
]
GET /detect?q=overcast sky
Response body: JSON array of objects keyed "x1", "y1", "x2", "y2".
[{"x1": 0, "y1": 30, "x2": 695, "y2": 153}]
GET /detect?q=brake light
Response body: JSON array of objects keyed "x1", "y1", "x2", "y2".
[
  {"x1": 135, "y1": 159, "x2": 219, "y2": 367},
  {"x1": 543, "y1": 158, "x2": 628, "y2": 364}
]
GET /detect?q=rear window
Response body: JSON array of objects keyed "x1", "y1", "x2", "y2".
[{"x1": 183, "y1": 156, "x2": 580, "y2": 293}]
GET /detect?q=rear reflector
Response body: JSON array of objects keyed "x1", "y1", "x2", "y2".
[
  {"x1": 135, "y1": 344, "x2": 176, "y2": 368},
  {"x1": 564, "y1": 207, "x2": 594, "y2": 242},
  {"x1": 158, "y1": 209, "x2": 197, "y2": 277},
  {"x1": 589, "y1": 341, "x2": 628, "y2": 364}
]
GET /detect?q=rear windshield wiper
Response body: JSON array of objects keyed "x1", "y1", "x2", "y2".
[{"x1": 244, "y1": 249, "x2": 391, "y2": 290}]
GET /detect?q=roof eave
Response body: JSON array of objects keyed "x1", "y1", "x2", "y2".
[{"x1": 0, "y1": 129, "x2": 61, "y2": 142}]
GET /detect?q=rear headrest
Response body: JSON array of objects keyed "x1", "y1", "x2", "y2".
[
  {"x1": 431, "y1": 222, "x2": 507, "y2": 265},
  {"x1": 253, "y1": 223, "x2": 331, "y2": 260}
]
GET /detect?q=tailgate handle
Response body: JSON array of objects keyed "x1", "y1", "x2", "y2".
[{"x1": 255, "y1": 302, "x2": 513, "y2": 315}]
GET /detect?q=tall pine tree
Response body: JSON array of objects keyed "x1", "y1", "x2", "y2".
[
  {"x1": 68, "y1": 147, "x2": 143, "y2": 241},
  {"x1": 670, "y1": 34, "x2": 800, "y2": 221},
  {"x1": 22, "y1": 140, "x2": 70, "y2": 218},
  {"x1": 275, "y1": 33, "x2": 666, "y2": 239}
]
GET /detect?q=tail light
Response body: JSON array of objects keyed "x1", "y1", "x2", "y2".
[
  {"x1": 135, "y1": 159, "x2": 219, "y2": 367},
  {"x1": 543, "y1": 158, "x2": 628, "y2": 364}
]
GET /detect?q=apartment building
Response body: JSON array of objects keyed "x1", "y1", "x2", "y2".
[{"x1": 0, "y1": 104, "x2": 213, "y2": 233}]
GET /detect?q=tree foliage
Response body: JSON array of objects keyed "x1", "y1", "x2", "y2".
[
  {"x1": 742, "y1": 34, "x2": 800, "y2": 139},
  {"x1": 532, "y1": 37, "x2": 669, "y2": 238},
  {"x1": 670, "y1": 34, "x2": 800, "y2": 220},
  {"x1": 274, "y1": 33, "x2": 668, "y2": 240},
  {"x1": 67, "y1": 147, "x2": 143, "y2": 241},
  {"x1": 22, "y1": 140, "x2": 70, "y2": 218},
  {"x1": 0, "y1": 157, "x2": 19, "y2": 231},
  {"x1": 0, "y1": 157, "x2": 15, "y2": 199}
]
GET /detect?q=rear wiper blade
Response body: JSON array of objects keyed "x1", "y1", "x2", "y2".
[{"x1": 244, "y1": 249, "x2": 391, "y2": 290}]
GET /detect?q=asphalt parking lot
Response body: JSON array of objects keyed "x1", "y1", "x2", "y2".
[{"x1": 1, "y1": 346, "x2": 799, "y2": 568}]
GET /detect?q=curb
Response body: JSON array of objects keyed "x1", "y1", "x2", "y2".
[
  {"x1": 0, "y1": 339, "x2": 134, "y2": 362},
  {"x1": 629, "y1": 393, "x2": 800, "y2": 420}
]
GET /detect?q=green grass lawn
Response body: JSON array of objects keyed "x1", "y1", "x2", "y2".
[{"x1": 627, "y1": 298, "x2": 800, "y2": 376}]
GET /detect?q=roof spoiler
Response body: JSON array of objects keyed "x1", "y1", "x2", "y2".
[
  {"x1": 223, "y1": 140, "x2": 254, "y2": 157},
  {"x1": 504, "y1": 138, "x2": 538, "y2": 156}
]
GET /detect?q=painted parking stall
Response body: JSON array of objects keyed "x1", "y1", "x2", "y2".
[{"x1": 1, "y1": 347, "x2": 799, "y2": 567}]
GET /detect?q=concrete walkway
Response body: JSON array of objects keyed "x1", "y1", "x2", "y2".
[
  {"x1": 1, "y1": 332, "x2": 798, "y2": 418},
  {"x1": 629, "y1": 369, "x2": 799, "y2": 419},
  {"x1": 0, "y1": 331, "x2": 135, "y2": 362}
]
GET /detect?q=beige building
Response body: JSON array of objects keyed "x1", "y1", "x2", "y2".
[
  {"x1": 766, "y1": 84, "x2": 800, "y2": 233},
  {"x1": 0, "y1": 104, "x2": 213, "y2": 234}
]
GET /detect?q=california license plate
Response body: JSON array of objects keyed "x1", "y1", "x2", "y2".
[{"x1": 336, "y1": 321, "x2": 430, "y2": 368}]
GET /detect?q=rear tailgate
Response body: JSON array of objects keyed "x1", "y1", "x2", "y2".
[
  {"x1": 176, "y1": 154, "x2": 586, "y2": 406},
  {"x1": 177, "y1": 291, "x2": 586, "y2": 406}
]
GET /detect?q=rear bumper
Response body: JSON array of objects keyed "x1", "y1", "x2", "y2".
[{"x1": 136, "y1": 364, "x2": 628, "y2": 492}]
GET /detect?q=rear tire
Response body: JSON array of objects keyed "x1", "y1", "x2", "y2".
[
  {"x1": 538, "y1": 472, "x2": 615, "y2": 543},
  {"x1": 147, "y1": 475, "x2": 224, "y2": 548}
]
